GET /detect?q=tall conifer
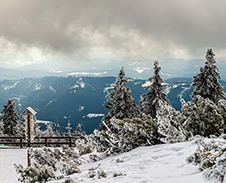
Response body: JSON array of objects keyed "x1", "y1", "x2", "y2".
[
  {"x1": 140, "y1": 61, "x2": 169, "y2": 118},
  {"x1": 1, "y1": 98, "x2": 22, "y2": 136},
  {"x1": 191, "y1": 49, "x2": 226, "y2": 103},
  {"x1": 101, "y1": 67, "x2": 139, "y2": 130}
]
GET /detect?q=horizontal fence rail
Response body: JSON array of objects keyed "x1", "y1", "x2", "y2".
[{"x1": 0, "y1": 136, "x2": 81, "y2": 148}]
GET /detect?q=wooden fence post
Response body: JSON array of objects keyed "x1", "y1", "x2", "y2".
[
  {"x1": 45, "y1": 137, "x2": 48, "y2": 147},
  {"x1": 69, "y1": 137, "x2": 72, "y2": 147},
  {"x1": 20, "y1": 137, "x2": 23, "y2": 148}
]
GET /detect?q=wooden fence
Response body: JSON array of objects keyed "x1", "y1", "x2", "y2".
[{"x1": 0, "y1": 136, "x2": 79, "y2": 148}]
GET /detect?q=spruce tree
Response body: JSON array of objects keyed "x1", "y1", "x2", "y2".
[
  {"x1": 140, "y1": 61, "x2": 169, "y2": 118},
  {"x1": 157, "y1": 102, "x2": 189, "y2": 143},
  {"x1": 91, "y1": 114, "x2": 160, "y2": 154},
  {"x1": 191, "y1": 48, "x2": 226, "y2": 103},
  {"x1": 44, "y1": 123, "x2": 56, "y2": 137},
  {"x1": 139, "y1": 95, "x2": 148, "y2": 115},
  {"x1": 74, "y1": 123, "x2": 83, "y2": 138},
  {"x1": 66, "y1": 121, "x2": 72, "y2": 136},
  {"x1": 0, "y1": 98, "x2": 22, "y2": 136},
  {"x1": 101, "y1": 67, "x2": 139, "y2": 130},
  {"x1": 181, "y1": 96, "x2": 225, "y2": 137}
]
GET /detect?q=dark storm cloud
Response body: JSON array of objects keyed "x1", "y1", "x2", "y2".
[{"x1": 0, "y1": 0, "x2": 226, "y2": 58}]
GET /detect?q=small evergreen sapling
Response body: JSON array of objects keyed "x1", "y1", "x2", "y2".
[
  {"x1": 74, "y1": 123, "x2": 83, "y2": 138},
  {"x1": 44, "y1": 122, "x2": 56, "y2": 137},
  {"x1": 66, "y1": 121, "x2": 72, "y2": 136}
]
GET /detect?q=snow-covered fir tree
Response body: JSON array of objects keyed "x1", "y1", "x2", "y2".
[
  {"x1": 34, "y1": 123, "x2": 42, "y2": 139},
  {"x1": 0, "y1": 98, "x2": 23, "y2": 136},
  {"x1": 66, "y1": 121, "x2": 72, "y2": 136},
  {"x1": 181, "y1": 95, "x2": 225, "y2": 137},
  {"x1": 74, "y1": 123, "x2": 83, "y2": 138},
  {"x1": 44, "y1": 123, "x2": 56, "y2": 137},
  {"x1": 157, "y1": 101, "x2": 190, "y2": 143},
  {"x1": 139, "y1": 95, "x2": 148, "y2": 115},
  {"x1": 191, "y1": 48, "x2": 226, "y2": 103},
  {"x1": 101, "y1": 67, "x2": 139, "y2": 130},
  {"x1": 91, "y1": 114, "x2": 159, "y2": 154},
  {"x1": 140, "y1": 61, "x2": 169, "y2": 118}
]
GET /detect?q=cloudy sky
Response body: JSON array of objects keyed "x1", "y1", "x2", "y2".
[{"x1": 0, "y1": 0, "x2": 226, "y2": 78}]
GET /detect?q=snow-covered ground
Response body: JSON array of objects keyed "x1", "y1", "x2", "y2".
[
  {"x1": 0, "y1": 148, "x2": 27, "y2": 183},
  {"x1": 0, "y1": 141, "x2": 209, "y2": 183}
]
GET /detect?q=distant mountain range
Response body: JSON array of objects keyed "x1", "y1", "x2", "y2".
[
  {"x1": 1, "y1": 57, "x2": 226, "y2": 81},
  {"x1": 0, "y1": 76, "x2": 225, "y2": 134}
]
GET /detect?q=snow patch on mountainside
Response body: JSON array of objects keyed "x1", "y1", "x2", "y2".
[
  {"x1": 3, "y1": 81, "x2": 21, "y2": 90},
  {"x1": 68, "y1": 71, "x2": 108, "y2": 76},
  {"x1": 71, "y1": 84, "x2": 79, "y2": 89},
  {"x1": 87, "y1": 113, "x2": 104, "y2": 118},
  {"x1": 77, "y1": 80, "x2": 85, "y2": 88},
  {"x1": 161, "y1": 72, "x2": 172, "y2": 77},
  {"x1": 49, "y1": 85, "x2": 56, "y2": 93},
  {"x1": 142, "y1": 81, "x2": 151, "y2": 87},
  {"x1": 104, "y1": 83, "x2": 114, "y2": 94},
  {"x1": 45, "y1": 100, "x2": 54, "y2": 107},
  {"x1": 133, "y1": 67, "x2": 150, "y2": 74},
  {"x1": 34, "y1": 83, "x2": 42, "y2": 91},
  {"x1": 79, "y1": 106, "x2": 84, "y2": 111},
  {"x1": 164, "y1": 85, "x2": 172, "y2": 95},
  {"x1": 178, "y1": 87, "x2": 191, "y2": 99}
]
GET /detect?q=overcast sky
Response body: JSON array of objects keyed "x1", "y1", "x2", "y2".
[{"x1": 0, "y1": 0, "x2": 226, "y2": 70}]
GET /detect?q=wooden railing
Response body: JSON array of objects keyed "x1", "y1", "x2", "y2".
[{"x1": 0, "y1": 136, "x2": 79, "y2": 148}]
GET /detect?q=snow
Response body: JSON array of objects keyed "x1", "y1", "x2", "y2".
[
  {"x1": 49, "y1": 85, "x2": 56, "y2": 93},
  {"x1": 45, "y1": 141, "x2": 205, "y2": 183},
  {"x1": 68, "y1": 71, "x2": 108, "y2": 76},
  {"x1": 133, "y1": 67, "x2": 150, "y2": 74},
  {"x1": 164, "y1": 85, "x2": 172, "y2": 95},
  {"x1": 36, "y1": 119, "x2": 52, "y2": 125},
  {"x1": 104, "y1": 84, "x2": 114, "y2": 93},
  {"x1": 79, "y1": 106, "x2": 84, "y2": 111},
  {"x1": 71, "y1": 84, "x2": 79, "y2": 89},
  {"x1": 77, "y1": 80, "x2": 85, "y2": 88},
  {"x1": 45, "y1": 100, "x2": 54, "y2": 107},
  {"x1": 0, "y1": 148, "x2": 27, "y2": 183},
  {"x1": 72, "y1": 141, "x2": 206, "y2": 183},
  {"x1": 3, "y1": 81, "x2": 21, "y2": 90},
  {"x1": 142, "y1": 81, "x2": 152, "y2": 87},
  {"x1": 0, "y1": 141, "x2": 210, "y2": 183},
  {"x1": 34, "y1": 83, "x2": 42, "y2": 91},
  {"x1": 87, "y1": 114, "x2": 104, "y2": 118},
  {"x1": 161, "y1": 72, "x2": 172, "y2": 77},
  {"x1": 178, "y1": 87, "x2": 191, "y2": 99},
  {"x1": 48, "y1": 68, "x2": 62, "y2": 73}
]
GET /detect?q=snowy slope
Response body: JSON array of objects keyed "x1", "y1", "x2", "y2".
[
  {"x1": 0, "y1": 148, "x2": 27, "y2": 183},
  {"x1": 54, "y1": 141, "x2": 207, "y2": 183},
  {"x1": 0, "y1": 141, "x2": 212, "y2": 183}
]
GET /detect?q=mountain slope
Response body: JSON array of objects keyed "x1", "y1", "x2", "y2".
[
  {"x1": 0, "y1": 76, "x2": 225, "y2": 134},
  {"x1": 53, "y1": 140, "x2": 207, "y2": 183}
]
